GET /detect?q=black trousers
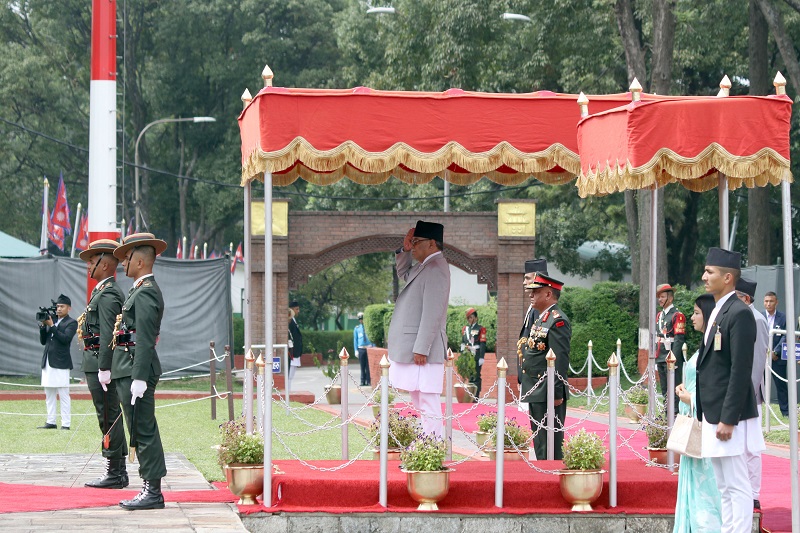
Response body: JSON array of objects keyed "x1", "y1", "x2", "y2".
[
  {"x1": 85, "y1": 371, "x2": 127, "y2": 459},
  {"x1": 529, "y1": 400, "x2": 567, "y2": 460},
  {"x1": 772, "y1": 360, "x2": 789, "y2": 415},
  {"x1": 358, "y1": 348, "x2": 370, "y2": 386}
]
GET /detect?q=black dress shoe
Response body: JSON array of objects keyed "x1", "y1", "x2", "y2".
[
  {"x1": 61, "y1": 426, "x2": 70, "y2": 430},
  {"x1": 753, "y1": 499, "x2": 761, "y2": 510},
  {"x1": 37, "y1": 423, "x2": 58, "y2": 429}
]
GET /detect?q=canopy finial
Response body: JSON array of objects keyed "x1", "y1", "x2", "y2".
[
  {"x1": 774, "y1": 71, "x2": 787, "y2": 95},
  {"x1": 241, "y1": 88, "x2": 252, "y2": 110},
  {"x1": 629, "y1": 78, "x2": 642, "y2": 102},
  {"x1": 262, "y1": 64, "x2": 274, "y2": 87},
  {"x1": 718, "y1": 75, "x2": 731, "y2": 97},
  {"x1": 577, "y1": 92, "x2": 589, "y2": 118}
]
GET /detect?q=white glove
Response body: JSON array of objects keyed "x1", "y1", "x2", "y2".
[
  {"x1": 479, "y1": 358, "x2": 484, "y2": 366},
  {"x1": 98, "y1": 370, "x2": 111, "y2": 391},
  {"x1": 130, "y1": 379, "x2": 147, "y2": 405}
]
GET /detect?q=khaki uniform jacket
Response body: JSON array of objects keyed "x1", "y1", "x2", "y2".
[
  {"x1": 118, "y1": 276, "x2": 164, "y2": 381},
  {"x1": 80, "y1": 278, "x2": 126, "y2": 374},
  {"x1": 519, "y1": 304, "x2": 571, "y2": 404}
]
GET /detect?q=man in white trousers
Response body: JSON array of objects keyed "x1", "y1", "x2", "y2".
[
  {"x1": 735, "y1": 277, "x2": 769, "y2": 511},
  {"x1": 697, "y1": 248, "x2": 765, "y2": 533},
  {"x1": 387, "y1": 221, "x2": 449, "y2": 437}
]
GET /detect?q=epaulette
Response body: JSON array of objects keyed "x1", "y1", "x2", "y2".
[{"x1": 143, "y1": 281, "x2": 152, "y2": 287}]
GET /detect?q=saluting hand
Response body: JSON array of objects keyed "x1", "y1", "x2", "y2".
[{"x1": 403, "y1": 228, "x2": 414, "y2": 252}]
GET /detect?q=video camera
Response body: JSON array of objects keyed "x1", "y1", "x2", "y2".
[{"x1": 36, "y1": 300, "x2": 57, "y2": 322}]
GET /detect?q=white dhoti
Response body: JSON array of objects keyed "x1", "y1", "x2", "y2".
[
  {"x1": 389, "y1": 361, "x2": 444, "y2": 437},
  {"x1": 744, "y1": 405, "x2": 763, "y2": 500},
  {"x1": 702, "y1": 415, "x2": 765, "y2": 533},
  {"x1": 41, "y1": 362, "x2": 71, "y2": 427}
]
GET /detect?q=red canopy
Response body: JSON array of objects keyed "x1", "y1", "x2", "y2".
[
  {"x1": 239, "y1": 87, "x2": 652, "y2": 187},
  {"x1": 575, "y1": 95, "x2": 793, "y2": 197}
]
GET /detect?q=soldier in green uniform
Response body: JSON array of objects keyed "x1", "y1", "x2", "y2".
[
  {"x1": 78, "y1": 239, "x2": 129, "y2": 489},
  {"x1": 461, "y1": 308, "x2": 486, "y2": 396},
  {"x1": 517, "y1": 259, "x2": 547, "y2": 379},
  {"x1": 519, "y1": 273, "x2": 571, "y2": 460},
  {"x1": 112, "y1": 233, "x2": 168, "y2": 510}
]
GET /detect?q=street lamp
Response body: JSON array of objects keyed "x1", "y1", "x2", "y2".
[{"x1": 134, "y1": 116, "x2": 216, "y2": 232}]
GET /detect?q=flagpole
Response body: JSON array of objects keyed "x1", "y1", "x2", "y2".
[
  {"x1": 70, "y1": 203, "x2": 82, "y2": 258},
  {"x1": 39, "y1": 178, "x2": 50, "y2": 255},
  {"x1": 182, "y1": 236, "x2": 187, "y2": 259},
  {"x1": 203, "y1": 242, "x2": 208, "y2": 260}
]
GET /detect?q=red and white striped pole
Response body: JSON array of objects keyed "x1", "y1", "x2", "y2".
[{"x1": 87, "y1": 0, "x2": 119, "y2": 297}]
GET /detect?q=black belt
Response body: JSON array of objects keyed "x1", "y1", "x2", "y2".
[
  {"x1": 83, "y1": 335, "x2": 100, "y2": 351},
  {"x1": 116, "y1": 330, "x2": 137, "y2": 347}
]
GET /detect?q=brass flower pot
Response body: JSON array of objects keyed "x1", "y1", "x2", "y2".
[
  {"x1": 224, "y1": 464, "x2": 265, "y2": 505},
  {"x1": 454, "y1": 383, "x2": 477, "y2": 403},
  {"x1": 371, "y1": 448, "x2": 402, "y2": 460},
  {"x1": 402, "y1": 468, "x2": 452, "y2": 511},
  {"x1": 325, "y1": 385, "x2": 342, "y2": 405},
  {"x1": 624, "y1": 403, "x2": 647, "y2": 422},
  {"x1": 486, "y1": 448, "x2": 529, "y2": 461},
  {"x1": 558, "y1": 469, "x2": 605, "y2": 512},
  {"x1": 474, "y1": 431, "x2": 491, "y2": 448}
]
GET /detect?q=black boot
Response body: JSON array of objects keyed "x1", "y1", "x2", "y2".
[
  {"x1": 119, "y1": 479, "x2": 165, "y2": 510},
  {"x1": 85, "y1": 458, "x2": 130, "y2": 489}
]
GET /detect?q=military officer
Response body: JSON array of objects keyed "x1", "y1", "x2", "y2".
[
  {"x1": 655, "y1": 283, "x2": 686, "y2": 414},
  {"x1": 79, "y1": 239, "x2": 129, "y2": 489},
  {"x1": 519, "y1": 273, "x2": 571, "y2": 460},
  {"x1": 461, "y1": 308, "x2": 487, "y2": 396},
  {"x1": 112, "y1": 233, "x2": 168, "y2": 510},
  {"x1": 517, "y1": 259, "x2": 548, "y2": 378}
]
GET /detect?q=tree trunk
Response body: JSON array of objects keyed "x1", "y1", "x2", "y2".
[
  {"x1": 675, "y1": 192, "x2": 701, "y2": 286},
  {"x1": 758, "y1": 0, "x2": 800, "y2": 92},
  {"x1": 650, "y1": 0, "x2": 677, "y2": 95},
  {"x1": 625, "y1": 190, "x2": 640, "y2": 284},
  {"x1": 637, "y1": 189, "x2": 652, "y2": 333},
  {"x1": 748, "y1": 0, "x2": 773, "y2": 265},
  {"x1": 614, "y1": 0, "x2": 647, "y2": 84}
]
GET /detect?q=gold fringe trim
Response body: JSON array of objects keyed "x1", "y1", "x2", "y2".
[
  {"x1": 241, "y1": 137, "x2": 580, "y2": 186},
  {"x1": 577, "y1": 144, "x2": 792, "y2": 197}
]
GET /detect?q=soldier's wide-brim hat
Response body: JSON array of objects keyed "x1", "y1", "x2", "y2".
[
  {"x1": 78, "y1": 239, "x2": 121, "y2": 261},
  {"x1": 525, "y1": 273, "x2": 564, "y2": 291},
  {"x1": 656, "y1": 283, "x2": 674, "y2": 295},
  {"x1": 112, "y1": 232, "x2": 168, "y2": 259}
]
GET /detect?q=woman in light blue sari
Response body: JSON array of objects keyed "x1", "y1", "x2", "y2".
[{"x1": 672, "y1": 293, "x2": 722, "y2": 532}]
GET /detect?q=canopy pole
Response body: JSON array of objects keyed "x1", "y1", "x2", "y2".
[
  {"x1": 647, "y1": 187, "x2": 658, "y2": 413},
  {"x1": 718, "y1": 175, "x2": 729, "y2": 248},
  {"x1": 243, "y1": 180, "x2": 253, "y2": 433},
  {"x1": 780, "y1": 180, "x2": 799, "y2": 532},
  {"x1": 263, "y1": 172, "x2": 274, "y2": 507}
]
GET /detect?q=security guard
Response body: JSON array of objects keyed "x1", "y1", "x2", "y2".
[
  {"x1": 519, "y1": 273, "x2": 571, "y2": 460},
  {"x1": 517, "y1": 259, "x2": 548, "y2": 378},
  {"x1": 655, "y1": 283, "x2": 685, "y2": 414},
  {"x1": 112, "y1": 233, "x2": 168, "y2": 510},
  {"x1": 79, "y1": 239, "x2": 129, "y2": 489},
  {"x1": 461, "y1": 308, "x2": 486, "y2": 396}
]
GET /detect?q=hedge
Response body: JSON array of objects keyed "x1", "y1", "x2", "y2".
[
  {"x1": 300, "y1": 330, "x2": 354, "y2": 360},
  {"x1": 364, "y1": 304, "x2": 393, "y2": 348},
  {"x1": 233, "y1": 316, "x2": 244, "y2": 355}
]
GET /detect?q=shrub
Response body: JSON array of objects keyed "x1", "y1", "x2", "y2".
[
  {"x1": 502, "y1": 418, "x2": 532, "y2": 449},
  {"x1": 476, "y1": 412, "x2": 498, "y2": 433},
  {"x1": 232, "y1": 316, "x2": 244, "y2": 355},
  {"x1": 627, "y1": 385, "x2": 649, "y2": 405},
  {"x1": 218, "y1": 417, "x2": 263, "y2": 465},
  {"x1": 301, "y1": 330, "x2": 353, "y2": 357},
  {"x1": 562, "y1": 428, "x2": 606, "y2": 471},
  {"x1": 645, "y1": 411, "x2": 668, "y2": 449},
  {"x1": 369, "y1": 411, "x2": 420, "y2": 449},
  {"x1": 364, "y1": 304, "x2": 393, "y2": 347},
  {"x1": 454, "y1": 351, "x2": 476, "y2": 381},
  {"x1": 400, "y1": 434, "x2": 447, "y2": 471}
]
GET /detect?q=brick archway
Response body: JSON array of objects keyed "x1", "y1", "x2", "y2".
[{"x1": 251, "y1": 206, "x2": 535, "y2": 378}]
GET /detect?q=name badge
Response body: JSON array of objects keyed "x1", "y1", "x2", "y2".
[{"x1": 714, "y1": 328, "x2": 722, "y2": 351}]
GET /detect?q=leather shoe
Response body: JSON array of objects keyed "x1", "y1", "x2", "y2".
[
  {"x1": 753, "y1": 499, "x2": 761, "y2": 510},
  {"x1": 38, "y1": 423, "x2": 57, "y2": 429},
  {"x1": 120, "y1": 479, "x2": 164, "y2": 510},
  {"x1": 61, "y1": 426, "x2": 70, "y2": 430}
]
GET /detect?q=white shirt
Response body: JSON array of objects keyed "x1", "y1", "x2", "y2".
[{"x1": 704, "y1": 291, "x2": 736, "y2": 345}]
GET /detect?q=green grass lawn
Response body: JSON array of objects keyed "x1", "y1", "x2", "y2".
[
  {"x1": 0, "y1": 373, "x2": 244, "y2": 392},
  {"x1": 0, "y1": 398, "x2": 374, "y2": 482}
]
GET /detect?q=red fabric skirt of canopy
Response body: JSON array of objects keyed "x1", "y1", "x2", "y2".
[
  {"x1": 575, "y1": 95, "x2": 793, "y2": 197},
  {"x1": 238, "y1": 87, "x2": 658, "y2": 187}
]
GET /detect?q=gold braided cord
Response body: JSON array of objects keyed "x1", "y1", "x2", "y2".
[
  {"x1": 576, "y1": 144, "x2": 792, "y2": 198},
  {"x1": 240, "y1": 137, "x2": 580, "y2": 186}
]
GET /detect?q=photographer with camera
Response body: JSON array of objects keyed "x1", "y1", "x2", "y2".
[{"x1": 38, "y1": 294, "x2": 77, "y2": 430}]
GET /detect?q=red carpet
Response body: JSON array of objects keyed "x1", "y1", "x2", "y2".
[
  {"x1": 239, "y1": 459, "x2": 677, "y2": 515},
  {"x1": 0, "y1": 481, "x2": 236, "y2": 514}
]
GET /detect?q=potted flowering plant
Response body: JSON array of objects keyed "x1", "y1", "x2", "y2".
[
  {"x1": 217, "y1": 417, "x2": 264, "y2": 505},
  {"x1": 453, "y1": 352, "x2": 478, "y2": 402},
  {"x1": 368, "y1": 410, "x2": 419, "y2": 459},
  {"x1": 400, "y1": 434, "x2": 452, "y2": 511},
  {"x1": 644, "y1": 410, "x2": 675, "y2": 466},
  {"x1": 369, "y1": 389, "x2": 397, "y2": 418},
  {"x1": 486, "y1": 418, "x2": 532, "y2": 461},
  {"x1": 475, "y1": 412, "x2": 498, "y2": 448},
  {"x1": 624, "y1": 385, "x2": 649, "y2": 422},
  {"x1": 558, "y1": 428, "x2": 607, "y2": 511},
  {"x1": 314, "y1": 352, "x2": 342, "y2": 404}
]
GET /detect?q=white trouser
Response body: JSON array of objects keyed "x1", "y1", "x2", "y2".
[
  {"x1": 745, "y1": 404, "x2": 762, "y2": 499},
  {"x1": 44, "y1": 387, "x2": 71, "y2": 427},
  {"x1": 288, "y1": 365, "x2": 297, "y2": 382},
  {"x1": 711, "y1": 454, "x2": 753, "y2": 533},
  {"x1": 410, "y1": 390, "x2": 442, "y2": 438}
]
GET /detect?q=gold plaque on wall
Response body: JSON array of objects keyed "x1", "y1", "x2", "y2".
[
  {"x1": 498, "y1": 202, "x2": 535, "y2": 237},
  {"x1": 251, "y1": 200, "x2": 288, "y2": 236}
]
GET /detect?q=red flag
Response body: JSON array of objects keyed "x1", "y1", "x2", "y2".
[
  {"x1": 231, "y1": 242, "x2": 244, "y2": 273},
  {"x1": 48, "y1": 215, "x2": 65, "y2": 250},
  {"x1": 51, "y1": 174, "x2": 71, "y2": 234},
  {"x1": 75, "y1": 214, "x2": 90, "y2": 251},
  {"x1": 189, "y1": 239, "x2": 196, "y2": 260},
  {"x1": 176, "y1": 239, "x2": 183, "y2": 259}
]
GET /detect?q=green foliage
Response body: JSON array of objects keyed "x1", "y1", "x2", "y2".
[
  {"x1": 364, "y1": 304, "x2": 393, "y2": 347},
  {"x1": 313, "y1": 354, "x2": 340, "y2": 381},
  {"x1": 400, "y1": 434, "x2": 447, "y2": 472},
  {"x1": 454, "y1": 351, "x2": 476, "y2": 381},
  {"x1": 301, "y1": 330, "x2": 353, "y2": 356},
  {"x1": 502, "y1": 419, "x2": 532, "y2": 449},
  {"x1": 476, "y1": 413, "x2": 498, "y2": 433},
  {"x1": 369, "y1": 411, "x2": 420, "y2": 449},
  {"x1": 562, "y1": 429, "x2": 607, "y2": 471},
  {"x1": 232, "y1": 316, "x2": 244, "y2": 355},
  {"x1": 446, "y1": 300, "x2": 497, "y2": 352},
  {"x1": 218, "y1": 417, "x2": 263, "y2": 465},
  {"x1": 626, "y1": 385, "x2": 649, "y2": 405},
  {"x1": 559, "y1": 283, "x2": 640, "y2": 377},
  {"x1": 646, "y1": 411, "x2": 669, "y2": 449}
]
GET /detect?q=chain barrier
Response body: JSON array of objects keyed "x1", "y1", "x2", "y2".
[{"x1": 272, "y1": 427, "x2": 378, "y2": 472}]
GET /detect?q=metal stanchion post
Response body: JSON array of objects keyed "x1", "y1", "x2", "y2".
[
  {"x1": 766, "y1": 331, "x2": 774, "y2": 433},
  {"x1": 244, "y1": 350, "x2": 255, "y2": 433},
  {"x1": 340, "y1": 347, "x2": 350, "y2": 461},
  {"x1": 586, "y1": 340, "x2": 593, "y2": 405},
  {"x1": 255, "y1": 353, "x2": 265, "y2": 434},
  {"x1": 666, "y1": 351, "x2": 676, "y2": 472},
  {"x1": 224, "y1": 345, "x2": 234, "y2": 420},
  {"x1": 379, "y1": 355, "x2": 390, "y2": 508},
  {"x1": 495, "y1": 357, "x2": 508, "y2": 508},
  {"x1": 210, "y1": 341, "x2": 217, "y2": 420},
  {"x1": 445, "y1": 348, "x2": 455, "y2": 461},
  {"x1": 546, "y1": 349, "x2": 556, "y2": 461},
  {"x1": 608, "y1": 352, "x2": 619, "y2": 507}
]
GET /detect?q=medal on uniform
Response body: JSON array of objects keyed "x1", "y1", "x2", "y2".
[
  {"x1": 714, "y1": 326, "x2": 722, "y2": 351},
  {"x1": 537, "y1": 341, "x2": 546, "y2": 351}
]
